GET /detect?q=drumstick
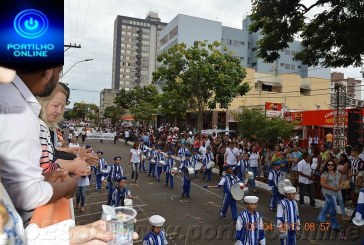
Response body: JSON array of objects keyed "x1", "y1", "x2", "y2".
[{"x1": 203, "y1": 185, "x2": 218, "y2": 189}]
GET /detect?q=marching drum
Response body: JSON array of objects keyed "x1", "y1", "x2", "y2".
[
  {"x1": 158, "y1": 160, "x2": 165, "y2": 167},
  {"x1": 171, "y1": 167, "x2": 178, "y2": 176},
  {"x1": 187, "y1": 167, "x2": 195, "y2": 179},
  {"x1": 206, "y1": 161, "x2": 215, "y2": 170},
  {"x1": 151, "y1": 159, "x2": 156, "y2": 164},
  {"x1": 231, "y1": 183, "x2": 248, "y2": 200},
  {"x1": 124, "y1": 198, "x2": 133, "y2": 207},
  {"x1": 278, "y1": 179, "x2": 293, "y2": 195},
  {"x1": 142, "y1": 155, "x2": 146, "y2": 160},
  {"x1": 243, "y1": 171, "x2": 254, "y2": 184},
  {"x1": 194, "y1": 162, "x2": 203, "y2": 171},
  {"x1": 101, "y1": 165, "x2": 111, "y2": 174}
]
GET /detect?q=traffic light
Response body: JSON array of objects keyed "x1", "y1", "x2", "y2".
[{"x1": 348, "y1": 109, "x2": 363, "y2": 146}]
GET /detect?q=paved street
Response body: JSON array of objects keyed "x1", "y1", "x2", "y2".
[{"x1": 74, "y1": 139, "x2": 364, "y2": 245}]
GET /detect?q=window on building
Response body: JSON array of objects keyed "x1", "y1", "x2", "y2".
[
  {"x1": 291, "y1": 51, "x2": 295, "y2": 56},
  {"x1": 262, "y1": 84, "x2": 272, "y2": 92},
  {"x1": 252, "y1": 62, "x2": 257, "y2": 66},
  {"x1": 291, "y1": 64, "x2": 295, "y2": 70},
  {"x1": 300, "y1": 88, "x2": 310, "y2": 96},
  {"x1": 280, "y1": 63, "x2": 284, "y2": 66},
  {"x1": 285, "y1": 64, "x2": 290, "y2": 69},
  {"x1": 240, "y1": 57, "x2": 245, "y2": 61},
  {"x1": 227, "y1": 39, "x2": 232, "y2": 45},
  {"x1": 298, "y1": 65, "x2": 301, "y2": 69},
  {"x1": 169, "y1": 26, "x2": 178, "y2": 40},
  {"x1": 252, "y1": 47, "x2": 257, "y2": 51},
  {"x1": 240, "y1": 41, "x2": 245, "y2": 46},
  {"x1": 248, "y1": 42, "x2": 251, "y2": 49},
  {"x1": 248, "y1": 57, "x2": 251, "y2": 64}
]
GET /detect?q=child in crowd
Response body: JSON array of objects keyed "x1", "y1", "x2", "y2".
[
  {"x1": 202, "y1": 146, "x2": 214, "y2": 182},
  {"x1": 276, "y1": 186, "x2": 300, "y2": 245},
  {"x1": 107, "y1": 156, "x2": 124, "y2": 205},
  {"x1": 236, "y1": 196, "x2": 266, "y2": 245},
  {"x1": 179, "y1": 152, "x2": 193, "y2": 198},
  {"x1": 164, "y1": 151, "x2": 175, "y2": 189},
  {"x1": 148, "y1": 144, "x2": 157, "y2": 178},
  {"x1": 143, "y1": 215, "x2": 168, "y2": 245},
  {"x1": 95, "y1": 151, "x2": 107, "y2": 192},
  {"x1": 112, "y1": 176, "x2": 133, "y2": 207},
  {"x1": 156, "y1": 146, "x2": 165, "y2": 182}
]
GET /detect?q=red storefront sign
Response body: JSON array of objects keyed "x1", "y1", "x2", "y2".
[
  {"x1": 284, "y1": 109, "x2": 350, "y2": 126},
  {"x1": 265, "y1": 102, "x2": 283, "y2": 118}
]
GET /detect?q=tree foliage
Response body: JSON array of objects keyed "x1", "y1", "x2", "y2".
[
  {"x1": 236, "y1": 108, "x2": 294, "y2": 145},
  {"x1": 64, "y1": 102, "x2": 99, "y2": 122},
  {"x1": 104, "y1": 106, "x2": 125, "y2": 125},
  {"x1": 153, "y1": 41, "x2": 249, "y2": 133},
  {"x1": 114, "y1": 85, "x2": 159, "y2": 123},
  {"x1": 250, "y1": 0, "x2": 364, "y2": 67}
]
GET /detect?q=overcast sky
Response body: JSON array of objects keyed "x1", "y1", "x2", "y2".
[{"x1": 63, "y1": 0, "x2": 363, "y2": 107}]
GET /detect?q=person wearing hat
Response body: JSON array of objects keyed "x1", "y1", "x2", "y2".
[
  {"x1": 95, "y1": 151, "x2": 107, "y2": 192},
  {"x1": 156, "y1": 146, "x2": 165, "y2": 182},
  {"x1": 268, "y1": 161, "x2": 284, "y2": 211},
  {"x1": 111, "y1": 176, "x2": 133, "y2": 207},
  {"x1": 143, "y1": 215, "x2": 168, "y2": 244},
  {"x1": 139, "y1": 140, "x2": 149, "y2": 172},
  {"x1": 191, "y1": 148, "x2": 202, "y2": 177},
  {"x1": 179, "y1": 152, "x2": 193, "y2": 198},
  {"x1": 216, "y1": 165, "x2": 241, "y2": 221},
  {"x1": 148, "y1": 144, "x2": 158, "y2": 178},
  {"x1": 276, "y1": 186, "x2": 300, "y2": 245},
  {"x1": 165, "y1": 151, "x2": 176, "y2": 189},
  {"x1": 107, "y1": 156, "x2": 124, "y2": 205},
  {"x1": 236, "y1": 196, "x2": 266, "y2": 245},
  {"x1": 178, "y1": 143, "x2": 190, "y2": 163},
  {"x1": 202, "y1": 146, "x2": 214, "y2": 182}
]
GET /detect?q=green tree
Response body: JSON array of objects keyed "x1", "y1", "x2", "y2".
[
  {"x1": 114, "y1": 85, "x2": 159, "y2": 125},
  {"x1": 66, "y1": 102, "x2": 99, "y2": 122},
  {"x1": 236, "y1": 108, "x2": 294, "y2": 145},
  {"x1": 250, "y1": 0, "x2": 364, "y2": 67},
  {"x1": 153, "y1": 41, "x2": 249, "y2": 134},
  {"x1": 104, "y1": 106, "x2": 125, "y2": 125}
]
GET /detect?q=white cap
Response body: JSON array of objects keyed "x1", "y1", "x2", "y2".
[
  {"x1": 149, "y1": 215, "x2": 165, "y2": 227},
  {"x1": 243, "y1": 196, "x2": 259, "y2": 204},
  {"x1": 283, "y1": 186, "x2": 296, "y2": 194},
  {"x1": 189, "y1": 131, "x2": 192, "y2": 135}
]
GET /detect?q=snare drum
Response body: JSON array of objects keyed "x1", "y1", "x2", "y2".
[
  {"x1": 158, "y1": 160, "x2": 165, "y2": 167},
  {"x1": 171, "y1": 167, "x2": 178, "y2": 176},
  {"x1": 101, "y1": 165, "x2": 111, "y2": 174},
  {"x1": 187, "y1": 167, "x2": 195, "y2": 179},
  {"x1": 194, "y1": 162, "x2": 203, "y2": 171},
  {"x1": 231, "y1": 183, "x2": 247, "y2": 200}
]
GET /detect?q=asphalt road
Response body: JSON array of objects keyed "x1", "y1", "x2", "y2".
[{"x1": 73, "y1": 139, "x2": 364, "y2": 245}]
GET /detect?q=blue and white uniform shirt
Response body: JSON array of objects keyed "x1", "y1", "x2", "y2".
[
  {"x1": 165, "y1": 157, "x2": 175, "y2": 173},
  {"x1": 203, "y1": 152, "x2": 214, "y2": 166},
  {"x1": 108, "y1": 164, "x2": 124, "y2": 182},
  {"x1": 218, "y1": 174, "x2": 240, "y2": 194},
  {"x1": 236, "y1": 210, "x2": 266, "y2": 245},
  {"x1": 268, "y1": 169, "x2": 281, "y2": 190},
  {"x1": 143, "y1": 230, "x2": 168, "y2": 245},
  {"x1": 276, "y1": 198, "x2": 300, "y2": 231}
]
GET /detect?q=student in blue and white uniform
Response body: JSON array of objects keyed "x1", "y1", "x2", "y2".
[
  {"x1": 178, "y1": 143, "x2": 189, "y2": 163},
  {"x1": 156, "y1": 146, "x2": 165, "y2": 182},
  {"x1": 202, "y1": 146, "x2": 214, "y2": 182},
  {"x1": 164, "y1": 151, "x2": 175, "y2": 189},
  {"x1": 191, "y1": 148, "x2": 201, "y2": 177},
  {"x1": 107, "y1": 156, "x2": 124, "y2": 205},
  {"x1": 268, "y1": 161, "x2": 284, "y2": 211},
  {"x1": 276, "y1": 186, "x2": 300, "y2": 245},
  {"x1": 179, "y1": 152, "x2": 193, "y2": 198},
  {"x1": 236, "y1": 196, "x2": 266, "y2": 245},
  {"x1": 353, "y1": 187, "x2": 364, "y2": 226},
  {"x1": 111, "y1": 176, "x2": 133, "y2": 207},
  {"x1": 216, "y1": 165, "x2": 241, "y2": 221},
  {"x1": 148, "y1": 144, "x2": 157, "y2": 178},
  {"x1": 143, "y1": 215, "x2": 168, "y2": 245},
  {"x1": 139, "y1": 140, "x2": 148, "y2": 172},
  {"x1": 95, "y1": 151, "x2": 107, "y2": 192},
  {"x1": 238, "y1": 152, "x2": 250, "y2": 181}
]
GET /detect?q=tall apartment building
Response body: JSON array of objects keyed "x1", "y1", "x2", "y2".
[
  {"x1": 331, "y1": 72, "x2": 362, "y2": 99},
  {"x1": 160, "y1": 14, "x2": 331, "y2": 80},
  {"x1": 111, "y1": 12, "x2": 167, "y2": 91}
]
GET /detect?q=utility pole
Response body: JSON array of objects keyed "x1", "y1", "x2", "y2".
[
  {"x1": 64, "y1": 43, "x2": 81, "y2": 52},
  {"x1": 332, "y1": 83, "x2": 346, "y2": 149}
]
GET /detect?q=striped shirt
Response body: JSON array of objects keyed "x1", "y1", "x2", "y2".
[
  {"x1": 277, "y1": 198, "x2": 300, "y2": 231},
  {"x1": 143, "y1": 230, "x2": 168, "y2": 245},
  {"x1": 350, "y1": 157, "x2": 364, "y2": 183},
  {"x1": 203, "y1": 152, "x2": 214, "y2": 166},
  {"x1": 165, "y1": 157, "x2": 174, "y2": 173},
  {"x1": 39, "y1": 119, "x2": 58, "y2": 174},
  {"x1": 218, "y1": 174, "x2": 240, "y2": 194},
  {"x1": 268, "y1": 169, "x2": 281, "y2": 189},
  {"x1": 354, "y1": 188, "x2": 364, "y2": 218},
  {"x1": 236, "y1": 210, "x2": 265, "y2": 245}
]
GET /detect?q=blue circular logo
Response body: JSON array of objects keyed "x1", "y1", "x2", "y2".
[{"x1": 14, "y1": 9, "x2": 49, "y2": 39}]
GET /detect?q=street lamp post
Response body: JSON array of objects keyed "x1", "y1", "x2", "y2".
[{"x1": 62, "y1": 59, "x2": 93, "y2": 78}]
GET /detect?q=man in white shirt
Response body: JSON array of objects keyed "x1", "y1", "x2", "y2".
[
  {"x1": 297, "y1": 152, "x2": 317, "y2": 208},
  {"x1": 224, "y1": 141, "x2": 239, "y2": 167},
  {"x1": 0, "y1": 67, "x2": 76, "y2": 222}
]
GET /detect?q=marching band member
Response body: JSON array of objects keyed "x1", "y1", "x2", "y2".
[
  {"x1": 276, "y1": 186, "x2": 300, "y2": 245},
  {"x1": 179, "y1": 152, "x2": 193, "y2": 198},
  {"x1": 143, "y1": 215, "x2": 168, "y2": 245},
  {"x1": 216, "y1": 165, "x2": 240, "y2": 221},
  {"x1": 238, "y1": 152, "x2": 250, "y2": 181},
  {"x1": 148, "y1": 144, "x2": 157, "y2": 178},
  {"x1": 107, "y1": 156, "x2": 124, "y2": 205},
  {"x1": 202, "y1": 146, "x2": 214, "y2": 182},
  {"x1": 165, "y1": 151, "x2": 175, "y2": 189},
  {"x1": 268, "y1": 161, "x2": 284, "y2": 211},
  {"x1": 178, "y1": 143, "x2": 189, "y2": 163},
  {"x1": 236, "y1": 196, "x2": 266, "y2": 245},
  {"x1": 156, "y1": 146, "x2": 165, "y2": 182},
  {"x1": 191, "y1": 148, "x2": 201, "y2": 177},
  {"x1": 111, "y1": 176, "x2": 133, "y2": 207},
  {"x1": 139, "y1": 140, "x2": 148, "y2": 172},
  {"x1": 353, "y1": 187, "x2": 364, "y2": 226},
  {"x1": 95, "y1": 151, "x2": 107, "y2": 192}
]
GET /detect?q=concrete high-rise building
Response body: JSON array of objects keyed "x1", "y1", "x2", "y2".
[
  {"x1": 100, "y1": 89, "x2": 119, "y2": 117},
  {"x1": 111, "y1": 12, "x2": 167, "y2": 91},
  {"x1": 331, "y1": 72, "x2": 362, "y2": 99}
]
